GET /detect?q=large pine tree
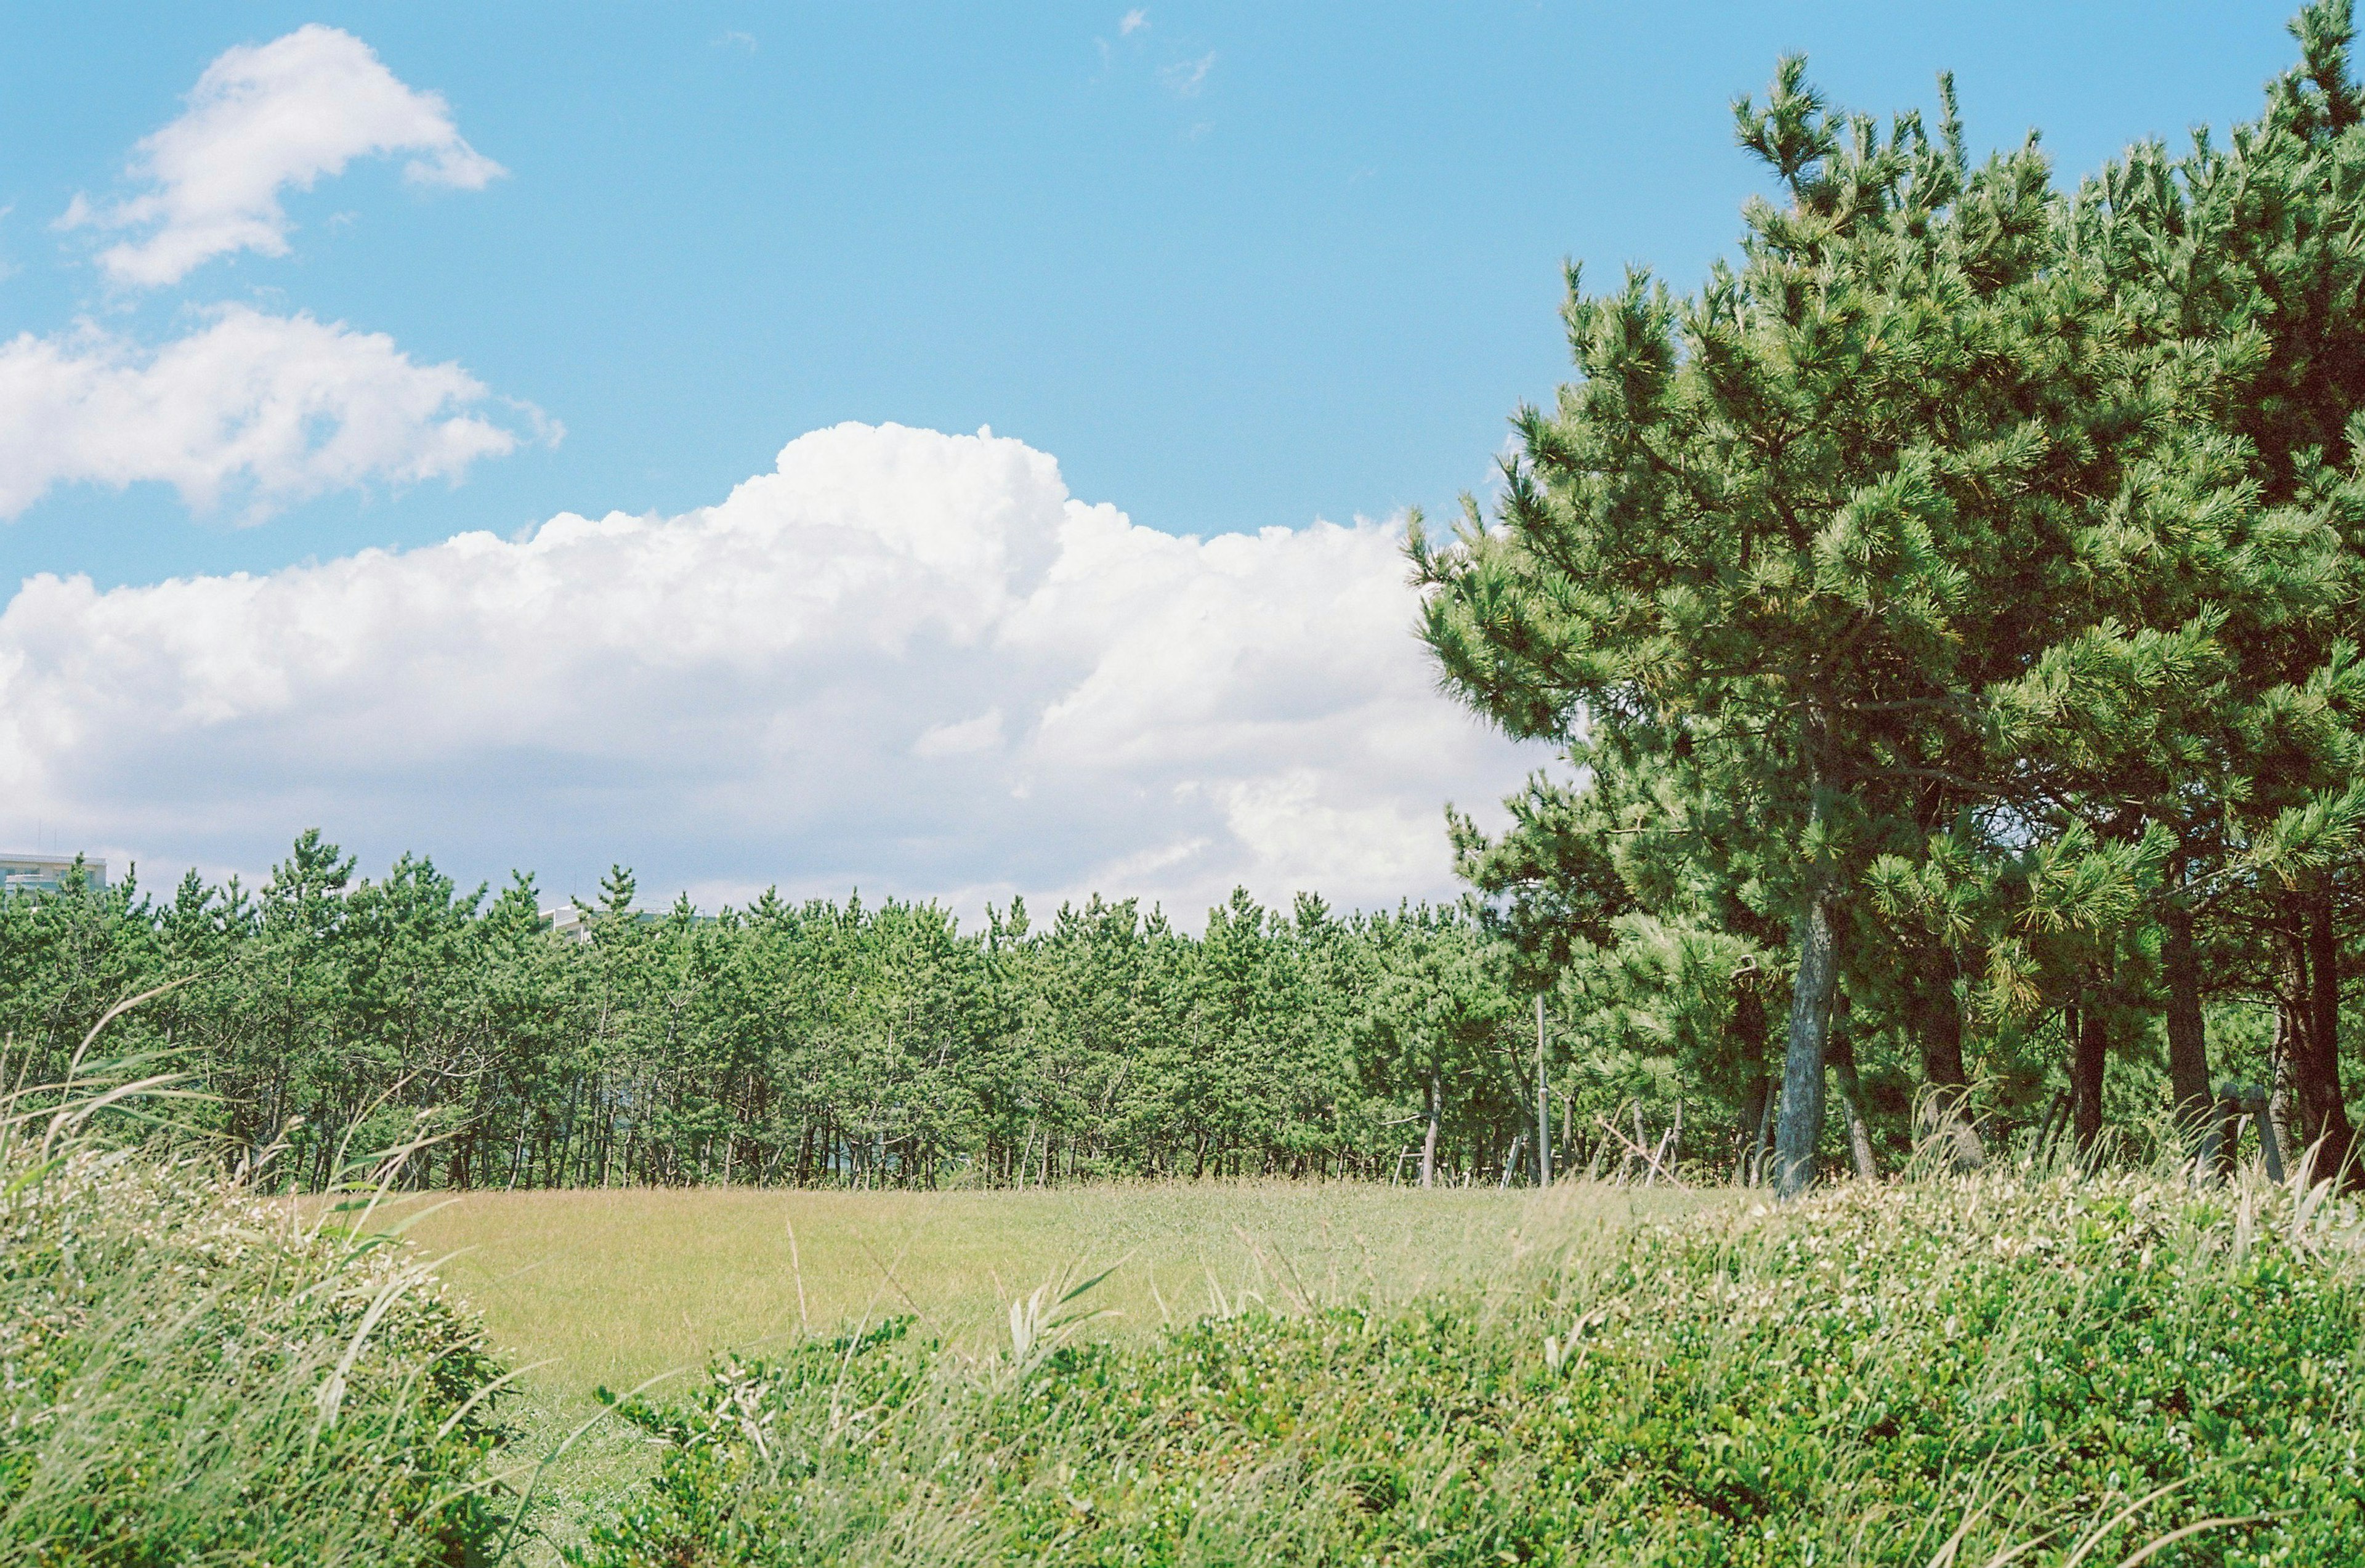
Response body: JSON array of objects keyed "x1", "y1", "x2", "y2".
[{"x1": 1414, "y1": 63, "x2": 2131, "y2": 1194}]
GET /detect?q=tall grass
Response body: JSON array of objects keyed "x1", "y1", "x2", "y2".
[
  {"x1": 575, "y1": 1159, "x2": 2365, "y2": 1567},
  {"x1": 10, "y1": 1019, "x2": 2361, "y2": 1567},
  {"x1": 396, "y1": 1179, "x2": 1719, "y2": 1562},
  {"x1": 0, "y1": 1043, "x2": 515, "y2": 1566}
]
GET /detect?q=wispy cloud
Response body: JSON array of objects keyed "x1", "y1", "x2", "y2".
[
  {"x1": 1120, "y1": 9, "x2": 1150, "y2": 35},
  {"x1": 714, "y1": 30, "x2": 758, "y2": 53},
  {"x1": 62, "y1": 25, "x2": 501, "y2": 288},
  {"x1": 1160, "y1": 51, "x2": 1215, "y2": 99}
]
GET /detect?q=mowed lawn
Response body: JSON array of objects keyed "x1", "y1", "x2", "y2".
[{"x1": 395, "y1": 1179, "x2": 1719, "y2": 1415}]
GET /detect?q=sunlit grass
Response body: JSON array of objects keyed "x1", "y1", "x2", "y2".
[
  {"x1": 384, "y1": 1178, "x2": 1723, "y2": 1560},
  {"x1": 564, "y1": 1166, "x2": 2365, "y2": 1567},
  {"x1": 398, "y1": 1179, "x2": 1724, "y2": 1410}
]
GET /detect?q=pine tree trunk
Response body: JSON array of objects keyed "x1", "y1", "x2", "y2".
[
  {"x1": 1420, "y1": 1075, "x2": 1440, "y2": 1189},
  {"x1": 2306, "y1": 886, "x2": 2357, "y2": 1182},
  {"x1": 1829, "y1": 1027, "x2": 1879, "y2": 1182},
  {"x1": 2072, "y1": 1001, "x2": 2108, "y2": 1155},
  {"x1": 1750, "y1": 1089, "x2": 1776, "y2": 1186},
  {"x1": 1912, "y1": 952, "x2": 1984, "y2": 1171},
  {"x1": 1730, "y1": 980, "x2": 1771, "y2": 1183},
  {"x1": 2269, "y1": 1004, "x2": 2300, "y2": 1178},
  {"x1": 2160, "y1": 901, "x2": 2212, "y2": 1136},
  {"x1": 1535, "y1": 995, "x2": 1552, "y2": 1186},
  {"x1": 1774, "y1": 886, "x2": 1836, "y2": 1198},
  {"x1": 1735, "y1": 1077, "x2": 1769, "y2": 1183}
]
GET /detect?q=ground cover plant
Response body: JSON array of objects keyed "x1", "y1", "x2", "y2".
[
  {"x1": 10, "y1": 1100, "x2": 2362, "y2": 1567},
  {"x1": 573, "y1": 1167, "x2": 2365, "y2": 1567}
]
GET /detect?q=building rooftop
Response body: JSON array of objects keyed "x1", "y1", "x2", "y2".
[{"x1": 0, "y1": 854, "x2": 108, "y2": 896}]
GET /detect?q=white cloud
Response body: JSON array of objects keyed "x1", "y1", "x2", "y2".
[
  {"x1": 65, "y1": 25, "x2": 502, "y2": 288},
  {"x1": 1160, "y1": 51, "x2": 1216, "y2": 97},
  {"x1": 0, "y1": 422, "x2": 1532, "y2": 918},
  {"x1": 0, "y1": 305, "x2": 536, "y2": 521},
  {"x1": 1120, "y1": 9, "x2": 1150, "y2": 36},
  {"x1": 914, "y1": 708, "x2": 1003, "y2": 758}
]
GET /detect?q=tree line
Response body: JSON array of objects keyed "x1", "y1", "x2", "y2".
[
  {"x1": 1414, "y1": 0, "x2": 2365, "y2": 1192},
  {"x1": 1, "y1": 836, "x2": 1611, "y2": 1191}
]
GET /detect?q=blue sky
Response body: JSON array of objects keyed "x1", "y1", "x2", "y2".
[
  {"x1": 0, "y1": 2, "x2": 2313, "y2": 913},
  {"x1": 1, "y1": 1, "x2": 2298, "y2": 588}
]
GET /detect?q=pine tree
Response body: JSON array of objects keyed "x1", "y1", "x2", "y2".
[{"x1": 1415, "y1": 62, "x2": 2116, "y2": 1194}]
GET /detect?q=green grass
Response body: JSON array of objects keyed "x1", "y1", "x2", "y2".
[
  {"x1": 392, "y1": 1180, "x2": 1720, "y2": 1560},
  {"x1": 20, "y1": 1137, "x2": 2365, "y2": 1567},
  {"x1": 400, "y1": 1181, "x2": 1720, "y2": 1410},
  {"x1": 570, "y1": 1169, "x2": 2365, "y2": 1567}
]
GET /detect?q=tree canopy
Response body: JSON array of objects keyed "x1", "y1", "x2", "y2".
[{"x1": 1415, "y1": 0, "x2": 2365, "y2": 1193}]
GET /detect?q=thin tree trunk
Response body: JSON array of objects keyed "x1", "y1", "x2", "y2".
[
  {"x1": 2306, "y1": 885, "x2": 2357, "y2": 1182},
  {"x1": 1829, "y1": 1027, "x2": 1878, "y2": 1182},
  {"x1": 1730, "y1": 980, "x2": 1771, "y2": 1183},
  {"x1": 1734, "y1": 1079, "x2": 1767, "y2": 1183},
  {"x1": 2269, "y1": 1001, "x2": 2300, "y2": 1179},
  {"x1": 2160, "y1": 899, "x2": 2212, "y2": 1136},
  {"x1": 1535, "y1": 994, "x2": 1551, "y2": 1186},
  {"x1": 1420, "y1": 1075, "x2": 1440, "y2": 1190},
  {"x1": 1913, "y1": 952, "x2": 1984, "y2": 1171},
  {"x1": 2072, "y1": 1000, "x2": 2107, "y2": 1155},
  {"x1": 2279, "y1": 915, "x2": 2319, "y2": 1157},
  {"x1": 1774, "y1": 886, "x2": 1837, "y2": 1198},
  {"x1": 1749, "y1": 1086, "x2": 1776, "y2": 1186}
]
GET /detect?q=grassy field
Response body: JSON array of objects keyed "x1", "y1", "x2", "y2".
[
  {"x1": 24, "y1": 1150, "x2": 2365, "y2": 1564},
  {"x1": 400, "y1": 1180, "x2": 1721, "y2": 1405},
  {"x1": 388, "y1": 1179, "x2": 1723, "y2": 1558},
  {"x1": 559, "y1": 1168, "x2": 2365, "y2": 1567}
]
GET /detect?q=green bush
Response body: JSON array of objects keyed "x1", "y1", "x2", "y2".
[
  {"x1": 577, "y1": 1173, "x2": 2365, "y2": 1567},
  {"x1": 0, "y1": 1134, "x2": 513, "y2": 1565}
]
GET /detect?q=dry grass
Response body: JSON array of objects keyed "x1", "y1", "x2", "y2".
[
  {"x1": 374, "y1": 1179, "x2": 1721, "y2": 1561},
  {"x1": 395, "y1": 1179, "x2": 1722, "y2": 1414}
]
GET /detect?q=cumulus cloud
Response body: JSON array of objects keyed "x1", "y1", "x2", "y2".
[
  {"x1": 64, "y1": 24, "x2": 502, "y2": 288},
  {"x1": 0, "y1": 305, "x2": 534, "y2": 520},
  {"x1": 0, "y1": 422, "x2": 1532, "y2": 917}
]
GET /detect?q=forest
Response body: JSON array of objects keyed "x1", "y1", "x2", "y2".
[
  {"x1": 0, "y1": 799, "x2": 2297, "y2": 1198},
  {"x1": 1, "y1": 840, "x2": 1569, "y2": 1192}
]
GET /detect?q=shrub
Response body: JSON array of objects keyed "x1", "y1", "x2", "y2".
[
  {"x1": 578, "y1": 1171, "x2": 2365, "y2": 1567},
  {"x1": 0, "y1": 1122, "x2": 514, "y2": 1564}
]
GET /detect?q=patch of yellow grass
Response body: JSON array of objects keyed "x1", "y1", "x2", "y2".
[
  {"x1": 381, "y1": 1179, "x2": 1723, "y2": 1561},
  {"x1": 395, "y1": 1179, "x2": 1717, "y2": 1415}
]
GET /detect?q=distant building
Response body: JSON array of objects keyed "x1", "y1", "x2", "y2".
[
  {"x1": 541, "y1": 904, "x2": 701, "y2": 942},
  {"x1": 543, "y1": 905, "x2": 594, "y2": 943},
  {"x1": 0, "y1": 854, "x2": 108, "y2": 897}
]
